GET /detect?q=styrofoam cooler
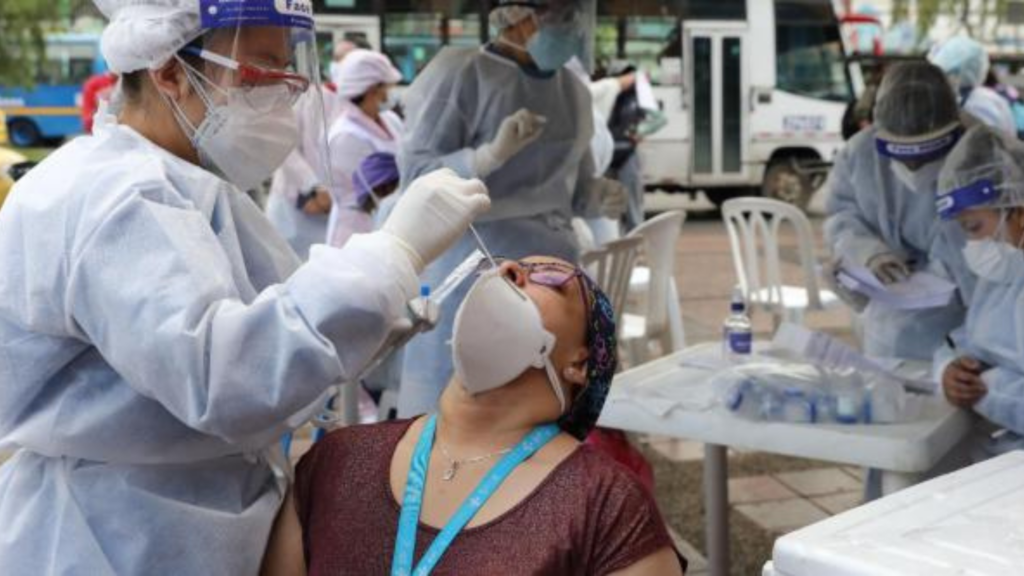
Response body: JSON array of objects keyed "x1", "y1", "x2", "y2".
[{"x1": 767, "y1": 451, "x2": 1024, "y2": 576}]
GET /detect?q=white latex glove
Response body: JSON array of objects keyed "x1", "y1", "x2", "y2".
[
  {"x1": 594, "y1": 178, "x2": 628, "y2": 218},
  {"x1": 823, "y1": 259, "x2": 868, "y2": 312},
  {"x1": 382, "y1": 168, "x2": 491, "y2": 273},
  {"x1": 472, "y1": 109, "x2": 548, "y2": 177},
  {"x1": 866, "y1": 252, "x2": 911, "y2": 285}
]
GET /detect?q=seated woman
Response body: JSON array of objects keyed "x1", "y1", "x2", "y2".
[
  {"x1": 935, "y1": 124, "x2": 1024, "y2": 459},
  {"x1": 262, "y1": 257, "x2": 685, "y2": 575}
]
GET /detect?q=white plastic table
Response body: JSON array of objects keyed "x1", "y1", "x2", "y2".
[
  {"x1": 597, "y1": 345, "x2": 973, "y2": 576},
  {"x1": 764, "y1": 451, "x2": 1024, "y2": 576}
]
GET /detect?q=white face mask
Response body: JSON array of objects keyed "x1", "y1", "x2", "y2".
[
  {"x1": 963, "y1": 239, "x2": 1021, "y2": 282},
  {"x1": 451, "y1": 270, "x2": 567, "y2": 413},
  {"x1": 891, "y1": 159, "x2": 942, "y2": 193},
  {"x1": 962, "y1": 213, "x2": 1024, "y2": 283},
  {"x1": 168, "y1": 59, "x2": 300, "y2": 191}
]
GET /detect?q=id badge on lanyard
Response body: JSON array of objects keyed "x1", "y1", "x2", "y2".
[{"x1": 390, "y1": 414, "x2": 560, "y2": 576}]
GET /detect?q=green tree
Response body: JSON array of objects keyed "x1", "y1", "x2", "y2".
[
  {"x1": 0, "y1": 0, "x2": 59, "y2": 86},
  {"x1": 911, "y1": 0, "x2": 1013, "y2": 42}
]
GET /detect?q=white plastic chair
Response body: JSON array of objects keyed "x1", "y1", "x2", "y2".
[
  {"x1": 571, "y1": 217, "x2": 597, "y2": 253},
  {"x1": 721, "y1": 198, "x2": 840, "y2": 326},
  {"x1": 581, "y1": 236, "x2": 643, "y2": 328},
  {"x1": 621, "y1": 210, "x2": 688, "y2": 364}
]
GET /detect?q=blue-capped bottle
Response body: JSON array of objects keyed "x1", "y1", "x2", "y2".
[{"x1": 722, "y1": 285, "x2": 752, "y2": 362}]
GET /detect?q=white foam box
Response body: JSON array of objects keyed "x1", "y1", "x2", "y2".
[{"x1": 768, "y1": 451, "x2": 1024, "y2": 576}]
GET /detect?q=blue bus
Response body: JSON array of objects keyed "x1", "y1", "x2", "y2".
[{"x1": 0, "y1": 34, "x2": 106, "y2": 147}]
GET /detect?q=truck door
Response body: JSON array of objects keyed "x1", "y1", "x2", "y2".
[{"x1": 684, "y1": 22, "x2": 749, "y2": 186}]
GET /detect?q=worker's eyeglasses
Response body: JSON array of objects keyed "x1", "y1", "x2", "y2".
[{"x1": 179, "y1": 46, "x2": 310, "y2": 111}]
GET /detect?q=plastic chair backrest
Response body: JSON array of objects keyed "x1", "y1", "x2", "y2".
[
  {"x1": 721, "y1": 198, "x2": 823, "y2": 313},
  {"x1": 626, "y1": 210, "x2": 687, "y2": 334},
  {"x1": 581, "y1": 236, "x2": 643, "y2": 326},
  {"x1": 572, "y1": 217, "x2": 597, "y2": 253}
]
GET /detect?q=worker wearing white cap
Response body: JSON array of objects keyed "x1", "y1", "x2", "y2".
[
  {"x1": 929, "y1": 36, "x2": 1017, "y2": 136},
  {"x1": 326, "y1": 49, "x2": 406, "y2": 247},
  {"x1": 0, "y1": 0, "x2": 490, "y2": 573}
]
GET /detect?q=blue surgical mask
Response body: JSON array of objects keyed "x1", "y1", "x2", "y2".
[{"x1": 526, "y1": 24, "x2": 582, "y2": 72}]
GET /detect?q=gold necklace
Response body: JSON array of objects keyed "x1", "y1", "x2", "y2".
[{"x1": 437, "y1": 442, "x2": 514, "y2": 481}]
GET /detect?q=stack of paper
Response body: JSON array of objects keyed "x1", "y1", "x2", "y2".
[{"x1": 836, "y1": 263, "x2": 956, "y2": 310}]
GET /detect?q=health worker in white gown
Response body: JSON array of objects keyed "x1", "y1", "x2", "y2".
[
  {"x1": 396, "y1": 0, "x2": 628, "y2": 416},
  {"x1": 934, "y1": 125, "x2": 1024, "y2": 460},
  {"x1": 0, "y1": 1, "x2": 489, "y2": 574},
  {"x1": 326, "y1": 49, "x2": 405, "y2": 248}
]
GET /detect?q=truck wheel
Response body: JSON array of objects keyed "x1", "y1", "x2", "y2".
[
  {"x1": 8, "y1": 119, "x2": 41, "y2": 148},
  {"x1": 707, "y1": 187, "x2": 754, "y2": 210},
  {"x1": 763, "y1": 158, "x2": 814, "y2": 209}
]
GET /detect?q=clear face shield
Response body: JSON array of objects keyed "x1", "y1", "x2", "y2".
[{"x1": 166, "y1": 0, "x2": 335, "y2": 193}]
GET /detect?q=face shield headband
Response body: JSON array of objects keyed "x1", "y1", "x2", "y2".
[
  {"x1": 200, "y1": 0, "x2": 314, "y2": 31},
  {"x1": 875, "y1": 125, "x2": 964, "y2": 164},
  {"x1": 937, "y1": 178, "x2": 1001, "y2": 220},
  {"x1": 196, "y1": 0, "x2": 319, "y2": 86}
]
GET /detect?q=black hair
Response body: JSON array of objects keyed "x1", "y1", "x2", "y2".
[
  {"x1": 119, "y1": 39, "x2": 205, "y2": 104},
  {"x1": 349, "y1": 82, "x2": 386, "y2": 107}
]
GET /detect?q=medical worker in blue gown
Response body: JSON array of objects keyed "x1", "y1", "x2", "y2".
[
  {"x1": 928, "y1": 36, "x2": 1017, "y2": 136},
  {"x1": 397, "y1": 0, "x2": 628, "y2": 416},
  {"x1": 826, "y1": 61, "x2": 976, "y2": 361},
  {"x1": 934, "y1": 125, "x2": 1024, "y2": 460},
  {"x1": 0, "y1": 0, "x2": 490, "y2": 573}
]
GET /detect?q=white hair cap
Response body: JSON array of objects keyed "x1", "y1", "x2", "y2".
[
  {"x1": 928, "y1": 35, "x2": 991, "y2": 90},
  {"x1": 94, "y1": 0, "x2": 203, "y2": 74},
  {"x1": 335, "y1": 49, "x2": 402, "y2": 100},
  {"x1": 490, "y1": 6, "x2": 536, "y2": 32}
]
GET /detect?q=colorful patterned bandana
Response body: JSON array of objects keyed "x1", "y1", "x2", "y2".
[{"x1": 559, "y1": 270, "x2": 618, "y2": 440}]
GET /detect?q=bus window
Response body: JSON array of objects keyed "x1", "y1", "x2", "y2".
[
  {"x1": 384, "y1": 0, "x2": 481, "y2": 83},
  {"x1": 595, "y1": 16, "x2": 677, "y2": 84},
  {"x1": 595, "y1": 0, "x2": 745, "y2": 86},
  {"x1": 35, "y1": 42, "x2": 98, "y2": 86},
  {"x1": 774, "y1": 0, "x2": 852, "y2": 102},
  {"x1": 318, "y1": 0, "x2": 375, "y2": 10},
  {"x1": 679, "y1": 0, "x2": 746, "y2": 20}
]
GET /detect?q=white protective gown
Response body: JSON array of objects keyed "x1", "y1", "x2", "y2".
[
  {"x1": 266, "y1": 87, "x2": 342, "y2": 260},
  {"x1": 825, "y1": 126, "x2": 976, "y2": 360},
  {"x1": 0, "y1": 123, "x2": 417, "y2": 574},
  {"x1": 325, "y1": 104, "x2": 404, "y2": 247},
  {"x1": 963, "y1": 86, "x2": 1017, "y2": 137},
  {"x1": 935, "y1": 271, "x2": 1024, "y2": 459}
]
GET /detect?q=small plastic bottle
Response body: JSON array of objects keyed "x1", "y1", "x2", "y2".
[
  {"x1": 722, "y1": 286, "x2": 753, "y2": 362},
  {"x1": 781, "y1": 389, "x2": 818, "y2": 424},
  {"x1": 829, "y1": 382, "x2": 865, "y2": 424}
]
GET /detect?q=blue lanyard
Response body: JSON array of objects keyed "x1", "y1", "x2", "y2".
[{"x1": 391, "y1": 414, "x2": 560, "y2": 576}]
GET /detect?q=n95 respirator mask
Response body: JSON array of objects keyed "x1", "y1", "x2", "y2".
[{"x1": 451, "y1": 270, "x2": 567, "y2": 412}]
